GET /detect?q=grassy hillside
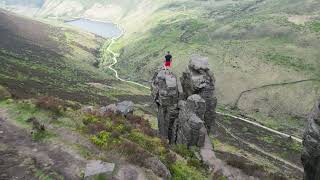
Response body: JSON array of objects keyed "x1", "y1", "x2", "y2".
[
  {"x1": 2, "y1": 0, "x2": 320, "y2": 134},
  {"x1": 0, "y1": 9, "x2": 148, "y2": 105},
  {"x1": 111, "y1": 0, "x2": 320, "y2": 136}
]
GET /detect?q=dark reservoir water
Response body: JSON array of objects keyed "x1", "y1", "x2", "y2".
[{"x1": 66, "y1": 19, "x2": 122, "y2": 38}]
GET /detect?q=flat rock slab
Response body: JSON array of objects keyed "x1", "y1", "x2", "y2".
[{"x1": 84, "y1": 160, "x2": 115, "y2": 179}]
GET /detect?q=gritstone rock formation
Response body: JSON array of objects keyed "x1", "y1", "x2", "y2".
[
  {"x1": 151, "y1": 54, "x2": 216, "y2": 146},
  {"x1": 302, "y1": 99, "x2": 320, "y2": 180},
  {"x1": 181, "y1": 54, "x2": 217, "y2": 130},
  {"x1": 172, "y1": 95, "x2": 207, "y2": 147},
  {"x1": 151, "y1": 69, "x2": 180, "y2": 141}
]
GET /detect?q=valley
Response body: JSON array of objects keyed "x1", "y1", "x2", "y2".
[{"x1": 0, "y1": 0, "x2": 319, "y2": 179}]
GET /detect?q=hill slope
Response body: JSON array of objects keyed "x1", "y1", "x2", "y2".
[
  {"x1": 112, "y1": 0, "x2": 320, "y2": 136},
  {"x1": 0, "y1": 9, "x2": 148, "y2": 104},
  {"x1": 36, "y1": 0, "x2": 319, "y2": 137},
  {"x1": 2, "y1": 0, "x2": 320, "y2": 134}
]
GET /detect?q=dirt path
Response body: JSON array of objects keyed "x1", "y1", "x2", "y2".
[
  {"x1": 0, "y1": 109, "x2": 86, "y2": 179},
  {"x1": 106, "y1": 31, "x2": 150, "y2": 90}
]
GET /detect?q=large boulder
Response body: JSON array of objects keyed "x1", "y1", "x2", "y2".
[
  {"x1": 181, "y1": 54, "x2": 217, "y2": 131},
  {"x1": 82, "y1": 106, "x2": 95, "y2": 114},
  {"x1": 151, "y1": 68, "x2": 180, "y2": 141},
  {"x1": 116, "y1": 101, "x2": 134, "y2": 116},
  {"x1": 302, "y1": 99, "x2": 320, "y2": 180},
  {"x1": 84, "y1": 160, "x2": 115, "y2": 180}
]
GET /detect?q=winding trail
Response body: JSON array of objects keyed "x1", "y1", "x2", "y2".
[
  {"x1": 105, "y1": 30, "x2": 302, "y2": 144},
  {"x1": 106, "y1": 39, "x2": 150, "y2": 89}
]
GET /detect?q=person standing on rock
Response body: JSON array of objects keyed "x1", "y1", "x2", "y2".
[{"x1": 164, "y1": 51, "x2": 173, "y2": 70}]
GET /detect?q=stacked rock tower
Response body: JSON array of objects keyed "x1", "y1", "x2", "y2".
[{"x1": 151, "y1": 54, "x2": 216, "y2": 147}]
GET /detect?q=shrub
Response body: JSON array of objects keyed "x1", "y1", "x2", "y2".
[
  {"x1": 86, "y1": 122, "x2": 107, "y2": 134},
  {"x1": 172, "y1": 144, "x2": 194, "y2": 159},
  {"x1": 32, "y1": 130, "x2": 52, "y2": 142},
  {"x1": 226, "y1": 157, "x2": 265, "y2": 177},
  {"x1": 83, "y1": 115, "x2": 100, "y2": 125},
  {"x1": 121, "y1": 141, "x2": 152, "y2": 166},
  {"x1": 161, "y1": 150, "x2": 177, "y2": 166},
  {"x1": 35, "y1": 96, "x2": 65, "y2": 115},
  {"x1": 90, "y1": 131, "x2": 112, "y2": 147},
  {"x1": 126, "y1": 114, "x2": 156, "y2": 136},
  {"x1": 127, "y1": 130, "x2": 163, "y2": 154},
  {"x1": 170, "y1": 161, "x2": 206, "y2": 180},
  {"x1": 172, "y1": 144, "x2": 208, "y2": 173},
  {"x1": 0, "y1": 86, "x2": 11, "y2": 100}
]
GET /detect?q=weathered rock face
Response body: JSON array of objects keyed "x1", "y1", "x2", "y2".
[
  {"x1": 181, "y1": 54, "x2": 217, "y2": 131},
  {"x1": 151, "y1": 68, "x2": 180, "y2": 141},
  {"x1": 172, "y1": 95, "x2": 207, "y2": 147},
  {"x1": 302, "y1": 100, "x2": 320, "y2": 180},
  {"x1": 152, "y1": 55, "x2": 217, "y2": 147}
]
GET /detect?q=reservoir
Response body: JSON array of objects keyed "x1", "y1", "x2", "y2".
[{"x1": 66, "y1": 19, "x2": 122, "y2": 38}]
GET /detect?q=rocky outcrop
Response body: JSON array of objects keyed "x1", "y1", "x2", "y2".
[
  {"x1": 116, "y1": 101, "x2": 134, "y2": 116},
  {"x1": 181, "y1": 54, "x2": 217, "y2": 131},
  {"x1": 172, "y1": 95, "x2": 207, "y2": 147},
  {"x1": 151, "y1": 68, "x2": 180, "y2": 141},
  {"x1": 302, "y1": 99, "x2": 320, "y2": 180},
  {"x1": 97, "y1": 101, "x2": 135, "y2": 116},
  {"x1": 84, "y1": 160, "x2": 115, "y2": 180},
  {"x1": 151, "y1": 55, "x2": 216, "y2": 147}
]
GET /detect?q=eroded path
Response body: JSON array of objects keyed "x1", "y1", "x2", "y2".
[{"x1": 0, "y1": 109, "x2": 87, "y2": 179}]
